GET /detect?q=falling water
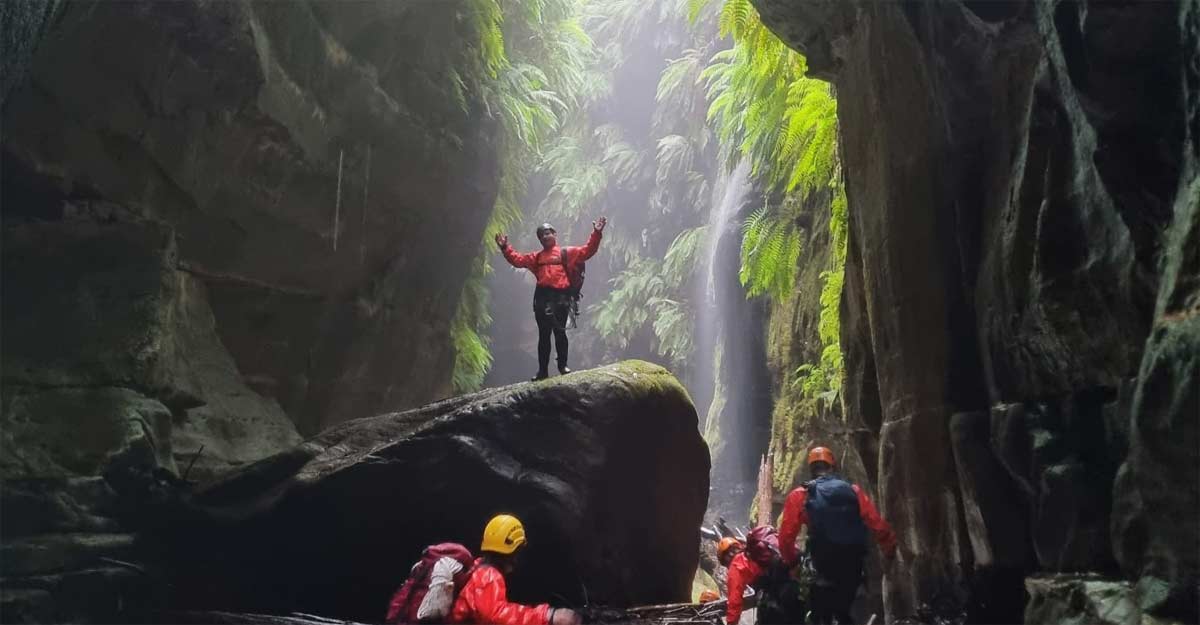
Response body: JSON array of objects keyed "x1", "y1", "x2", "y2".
[
  {"x1": 703, "y1": 159, "x2": 752, "y2": 308},
  {"x1": 693, "y1": 158, "x2": 772, "y2": 524},
  {"x1": 695, "y1": 158, "x2": 750, "y2": 420}
]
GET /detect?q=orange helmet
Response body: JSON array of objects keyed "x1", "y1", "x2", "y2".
[
  {"x1": 808, "y1": 446, "x2": 836, "y2": 467},
  {"x1": 698, "y1": 590, "x2": 720, "y2": 604},
  {"x1": 717, "y1": 537, "x2": 743, "y2": 564}
]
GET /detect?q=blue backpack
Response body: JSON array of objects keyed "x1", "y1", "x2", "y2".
[{"x1": 804, "y1": 474, "x2": 866, "y2": 546}]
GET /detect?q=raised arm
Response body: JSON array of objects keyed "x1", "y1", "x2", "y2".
[
  {"x1": 574, "y1": 229, "x2": 602, "y2": 261},
  {"x1": 853, "y1": 484, "x2": 897, "y2": 556},
  {"x1": 778, "y1": 487, "x2": 808, "y2": 565},
  {"x1": 496, "y1": 233, "x2": 537, "y2": 268},
  {"x1": 572, "y1": 217, "x2": 606, "y2": 261}
]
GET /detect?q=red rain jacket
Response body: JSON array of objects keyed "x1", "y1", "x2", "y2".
[
  {"x1": 724, "y1": 551, "x2": 764, "y2": 625},
  {"x1": 778, "y1": 482, "x2": 897, "y2": 565},
  {"x1": 450, "y1": 559, "x2": 550, "y2": 625},
  {"x1": 500, "y1": 230, "x2": 602, "y2": 289}
]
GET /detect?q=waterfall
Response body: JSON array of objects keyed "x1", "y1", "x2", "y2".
[
  {"x1": 693, "y1": 158, "x2": 772, "y2": 524},
  {"x1": 694, "y1": 158, "x2": 750, "y2": 437},
  {"x1": 704, "y1": 159, "x2": 752, "y2": 308}
]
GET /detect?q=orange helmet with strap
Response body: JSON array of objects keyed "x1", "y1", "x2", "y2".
[
  {"x1": 717, "y1": 537, "x2": 743, "y2": 565},
  {"x1": 808, "y1": 446, "x2": 835, "y2": 467}
]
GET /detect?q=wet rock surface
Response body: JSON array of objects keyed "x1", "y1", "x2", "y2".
[
  {"x1": 1024, "y1": 574, "x2": 1191, "y2": 625},
  {"x1": 752, "y1": 0, "x2": 1198, "y2": 621},
  {"x1": 1, "y1": 220, "x2": 302, "y2": 481},
  {"x1": 0, "y1": 362, "x2": 710, "y2": 623},
  {"x1": 1110, "y1": 147, "x2": 1200, "y2": 618},
  {"x1": 2, "y1": 0, "x2": 501, "y2": 451}
]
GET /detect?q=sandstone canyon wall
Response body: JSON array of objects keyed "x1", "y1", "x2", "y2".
[
  {"x1": 2, "y1": 0, "x2": 502, "y2": 480},
  {"x1": 752, "y1": 0, "x2": 1198, "y2": 621}
]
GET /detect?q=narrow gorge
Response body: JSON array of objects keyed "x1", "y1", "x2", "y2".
[{"x1": 1, "y1": 1, "x2": 1195, "y2": 624}]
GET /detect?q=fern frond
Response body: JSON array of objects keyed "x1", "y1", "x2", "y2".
[
  {"x1": 663, "y1": 226, "x2": 709, "y2": 288},
  {"x1": 718, "y1": 0, "x2": 753, "y2": 38},
  {"x1": 687, "y1": 0, "x2": 714, "y2": 24},
  {"x1": 655, "y1": 134, "x2": 696, "y2": 187},
  {"x1": 470, "y1": 0, "x2": 507, "y2": 78}
]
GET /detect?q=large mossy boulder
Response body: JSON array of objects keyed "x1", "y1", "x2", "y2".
[{"x1": 143, "y1": 361, "x2": 710, "y2": 622}]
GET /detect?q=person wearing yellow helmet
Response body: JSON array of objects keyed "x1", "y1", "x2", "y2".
[{"x1": 450, "y1": 514, "x2": 582, "y2": 625}]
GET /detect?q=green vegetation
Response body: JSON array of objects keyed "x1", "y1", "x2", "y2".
[
  {"x1": 791, "y1": 188, "x2": 847, "y2": 409},
  {"x1": 696, "y1": 0, "x2": 846, "y2": 407},
  {"x1": 451, "y1": 0, "x2": 594, "y2": 392},
  {"x1": 520, "y1": 0, "x2": 720, "y2": 375},
  {"x1": 449, "y1": 0, "x2": 849, "y2": 429},
  {"x1": 692, "y1": 0, "x2": 849, "y2": 493}
]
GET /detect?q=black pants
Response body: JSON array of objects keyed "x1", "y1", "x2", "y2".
[
  {"x1": 533, "y1": 288, "x2": 570, "y2": 373},
  {"x1": 756, "y1": 559, "x2": 806, "y2": 625},
  {"x1": 808, "y1": 543, "x2": 865, "y2": 625}
]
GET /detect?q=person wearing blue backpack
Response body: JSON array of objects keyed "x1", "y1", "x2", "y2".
[{"x1": 779, "y1": 446, "x2": 897, "y2": 625}]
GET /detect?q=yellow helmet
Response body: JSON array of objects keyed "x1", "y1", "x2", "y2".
[{"x1": 481, "y1": 514, "x2": 527, "y2": 554}]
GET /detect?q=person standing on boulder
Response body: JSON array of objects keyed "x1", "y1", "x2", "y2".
[
  {"x1": 779, "y1": 446, "x2": 897, "y2": 625},
  {"x1": 495, "y1": 217, "x2": 606, "y2": 381},
  {"x1": 452, "y1": 514, "x2": 582, "y2": 625}
]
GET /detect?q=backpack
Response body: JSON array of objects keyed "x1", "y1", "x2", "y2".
[
  {"x1": 745, "y1": 525, "x2": 782, "y2": 568},
  {"x1": 385, "y1": 543, "x2": 475, "y2": 624},
  {"x1": 803, "y1": 475, "x2": 866, "y2": 546},
  {"x1": 560, "y1": 248, "x2": 585, "y2": 299}
]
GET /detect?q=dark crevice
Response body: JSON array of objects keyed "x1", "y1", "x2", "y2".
[
  {"x1": 1054, "y1": 0, "x2": 1090, "y2": 92},
  {"x1": 962, "y1": 0, "x2": 1025, "y2": 23}
]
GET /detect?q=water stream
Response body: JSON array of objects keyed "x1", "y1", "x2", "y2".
[{"x1": 694, "y1": 159, "x2": 760, "y2": 522}]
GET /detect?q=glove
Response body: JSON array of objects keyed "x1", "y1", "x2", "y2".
[{"x1": 550, "y1": 607, "x2": 582, "y2": 625}]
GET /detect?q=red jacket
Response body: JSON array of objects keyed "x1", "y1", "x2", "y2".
[
  {"x1": 450, "y1": 560, "x2": 550, "y2": 625},
  {"x1": 500, "y1": 230, "x2": 602, "y2": 289},
  {"x1": 778, "y1": 481, "x2": 897, "y2": 565},
  {"x1": 724, "y1": 552, "x2": 765, "y2": 625}
]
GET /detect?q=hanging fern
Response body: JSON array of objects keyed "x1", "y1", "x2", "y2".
[
  {"x1": 782, "y1": 79, "x2": 839, "y2": 193},
  {"x1": 655, "y1": 135, "x2": 697, "y2": 190},
  {"x1": 790, "y1": 186, "x2": 848, "y2": 408},
  {"x1": 451, "y1": 258, "x2": 494, "y2": 392},
  {"x1": 687, "y1": 0, "x2": 715, "y2": 24},
  {"x1": 655, "y1": 49, "x2": 707, "y2": 131},
  {"x1": 703, "y1": 0, "x2": 849, "y2": 405},
  {"x1": 717, "y1": 0, "x2": 753, "y2": 39},
  {"x1": 592, "y1": 257, "x2": 668, "y2": 350},
  {"x1": 649, "y1": 297, "x2": 695, "y2": 367},
  {"x1": 663, "y1": 226, "x2": 709, "y2": 289},
  {"x1": 470, "y1": 0, "x2": 507, "y2": 79},
  {"x1": 738, "y1": 206, "x2": 802, "y2": 300},
  {"x1": 702, "y1": 7, "x2": 835, "y2": 196}
]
